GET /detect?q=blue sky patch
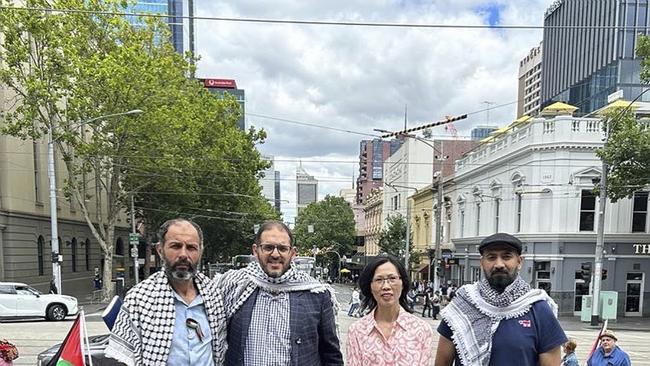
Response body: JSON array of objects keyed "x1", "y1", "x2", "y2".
[{"x1": 476, "y1": 3, "x2": 504, "y2": 27}]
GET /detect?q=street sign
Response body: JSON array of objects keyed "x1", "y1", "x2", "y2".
[
  {"x1": 441, "y1": 252, "x2": 453, "y2": 259},
  {"x1": 129, "y1": 233, "x2": 139, "y2": 246},
  {"x1": 447, "y1": 258, "x2": 458, "y2": 265},
  {"x1": 130, "y1": 247, "x2": 138, "y2": 258}
]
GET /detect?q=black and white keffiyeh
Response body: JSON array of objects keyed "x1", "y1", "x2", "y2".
[
  {"x1": 216, "y1": 261, "x2": 339, "y2": 320},
  {"x1": 440, "y1": 277, "x2": 558, "y2": 366},
  {"x1": 105, "y1": 271, "x2": 227, "y2": 366}
]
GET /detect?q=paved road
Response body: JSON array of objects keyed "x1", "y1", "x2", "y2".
[{"x1": 3, "y1": 283, "x2": 649, "y2": 365}]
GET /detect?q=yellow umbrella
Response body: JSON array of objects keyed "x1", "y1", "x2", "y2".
[{"x1": 340, "y1": 268, "x2": 351, "y2": 273}]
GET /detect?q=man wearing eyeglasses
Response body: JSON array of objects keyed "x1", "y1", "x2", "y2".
[
  {"x1": 435, "y1": 232, "x2": 567, "y2": 366},
  {"x1": 106, "y1": 218, "x2": 227, "y2": 366},
  {"x1": 216, "y1": 220, "x2": 343, "y2": 366}
]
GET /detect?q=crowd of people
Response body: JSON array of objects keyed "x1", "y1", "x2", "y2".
[{"x1": 100, "y1": 218, "x2": 631, "y2": 366}]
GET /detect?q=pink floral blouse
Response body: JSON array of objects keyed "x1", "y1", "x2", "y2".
[{"x1": 346, "y1": 307, "x2": 434, "y2": 366}]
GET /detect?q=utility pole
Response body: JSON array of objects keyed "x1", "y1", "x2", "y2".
[
  {"x1": 433, "y1": 142, "x2": 447, "y2": 291},
  {"x1": 130, "y1": 195, "x2": 140, "y2": 284},
  {"x1": 591, "y1": 129, "x2": 610, "y2": 325},
  {"x1": 405, "y1": 198, "x2": 410, "y2": 273},
  {"x1": 47, "y1": 125, "x2": 62, "y2": 294}
]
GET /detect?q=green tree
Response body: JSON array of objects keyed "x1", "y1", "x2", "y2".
[
  {"x1": 595, "y1": 34, "x2": 650, "y2": 201},
  {"x1": 378, "y1": 214, "x2": 408, "y2": 258},
  {"x1": 0, "y1": 0, "x2": 275, "y2": 299},
  {"x1": 293, "y1": 195, "x2": 356, "y2": 256}
]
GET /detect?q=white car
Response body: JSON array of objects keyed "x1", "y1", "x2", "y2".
[{"x1": 0, "y1": 282, "x2": 78, "y2": 321}]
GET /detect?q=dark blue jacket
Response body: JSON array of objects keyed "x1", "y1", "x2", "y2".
[{"x1": 225, "y1": 288, "x2": 343, "y2": 366}]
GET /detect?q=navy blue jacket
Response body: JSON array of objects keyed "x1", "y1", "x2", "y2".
[{"x1": 225, "y1": 288, "x2": 343, "y2": 366}]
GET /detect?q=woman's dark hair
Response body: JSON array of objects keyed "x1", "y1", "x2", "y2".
[{"x1": 358, "y1": 255, "x2": 412, "y2": 313}]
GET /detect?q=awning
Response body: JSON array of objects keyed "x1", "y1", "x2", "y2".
[{"x1": 417, "y1": 263, "x2": 430, "y2": 274}]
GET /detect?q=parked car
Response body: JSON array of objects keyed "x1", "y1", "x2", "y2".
[
  {"x1": 0, "y1": 282, "x2": 78, "y2": 321},
  {"x1": 36, "y1": 333, "x2": 124, "y2": 366}
]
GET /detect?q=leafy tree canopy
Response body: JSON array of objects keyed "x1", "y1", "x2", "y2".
[{"x1": 293, "y1": 195, "x2": 356, "y2": 256}]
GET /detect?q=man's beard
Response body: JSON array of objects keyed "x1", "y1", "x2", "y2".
[
  {"x1": 164, "y1": 258, "x2": 197, "y2": 281},
  {"x1": 485, "y1": 268, "x2": 518, "y2": 293},
  {"x1": 261, "y1": 257, "x2": 290, "y2": 278}
]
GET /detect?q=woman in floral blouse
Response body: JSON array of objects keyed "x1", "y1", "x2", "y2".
[{"x1": 346, "y1": 256, "x2": 434, "y2": 366}]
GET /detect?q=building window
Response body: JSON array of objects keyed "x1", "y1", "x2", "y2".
[
  {"x1": 116, "y1": 237, "x2": 124, "y2": 256},
  {"x1": 459, "y1": 209, "x2": 465, "y2": 238},
  {"x1": 85, "y1": 238, "x2": 91, "y2": 271},
  {"x1": 33, "y1": 140, "x2": 41, "y2": 203},
  {"x1": 632, "y1": 191, "x2": 648, "y2": 232},
  {"x1": 580, "y1": 190, "x2": 596, "y2": 231},
  {"x1": 71, "y1": 238, "x2": 77, "y2": 272},
  {"x1": 37, "y1": 235, "x2": 45, "y2": 276},
  {"x1": 494, "y1": 199, "x2": 500, "y2": 232},
  {"x1": 516, "y1": 193, "x2": 523, "y2": 232},
  {"x1": 475, "y1": 203, "x2": 481, "y2": 236}
]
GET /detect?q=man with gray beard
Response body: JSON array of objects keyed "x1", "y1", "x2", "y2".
[
  {"x1": 434, "y1": 233, "x2": 567, "y2": 366},
  {"x1": 106, "y1": 219, "x2": 227, "y2": 366}
]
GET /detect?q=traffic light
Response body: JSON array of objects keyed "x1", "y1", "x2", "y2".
[
  {"x1": 601, "y1": 269, "x2": 608, "y2": 280},
  {"x1": 435, "y1": 266, "x2": 442, "y2": 277},
  {"x1": 580, "y1": 262, "x2": 592, "y2": 282}
]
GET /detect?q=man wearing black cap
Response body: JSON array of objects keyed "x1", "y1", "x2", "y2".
[
  {"x1": 587, "y1": 329, "x2": 631, "y2": 366},
  {"x1": 434, "y1": 233, "x2": 567, "y2": 366}
]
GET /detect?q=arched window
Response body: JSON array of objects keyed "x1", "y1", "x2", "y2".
[
  {"x1": 116, "y1": 237, "x2": 124, "y2": 256},
  {"x1": 85, "y1": 239, "x2": 91, "y2": 271},
  {"x1": 71, "y1": 238, "x2": 77, "y2": 272},
  {"x1": 37, "y1": 235, "x2": 45, "y2": 276}
]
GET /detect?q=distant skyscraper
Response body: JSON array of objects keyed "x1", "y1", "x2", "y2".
[
  {"x1": 356, "y1": 138, "x2": 402, "y2": 205},
  {"x1": 541, "y1": 0, "x2": 650, "y2": 114},
  {"x1": 471, "y1": 126, "x2": 498, "y2": 140},
  {"x1": 129, "y1": 0, "x2": 193, "y2": 54},
  {"x1": 517, "y1": 42, "x2": 542, "y2": 117},
  {"x1": 296, "y1": 164, "x2": 318, "y2": 213},
  {"x1": 260, "y1": 156, "x2": 281, "y2": 213},
  {"x1": 201, "y1": 78, "x2": 246, "y2": 130}
]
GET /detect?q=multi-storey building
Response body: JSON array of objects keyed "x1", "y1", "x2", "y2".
[
  {"x1": 129, "y1": 0, "x2": 193, "y2": 55},
  {"x1": 296, "y1": 165, "x2": 318, "y2": 213},
  {"x1": 518, "y1": 42, "x2": 543, "y2": 117},
  {"x1": 363, "y1": 188, "x2": 383, "y2": 257},
  {"x1": 201, "y1": 78, "x2": 246, "y2": 130},
  {"x1": 470, "y1": 126, "x2": 498, "y2": 140},
  {"x1": 356, "y1": 138, "x2": 402, "y2": 205},
  {"x1": 260, "y1": 156, "x2": 281, "y2": 213},
  {"x1": 541, "y1": 0, "x2": 650, "y2": 114},
  {"x1": 441, "y1": 102, "x2": 650, "y2": 317}
]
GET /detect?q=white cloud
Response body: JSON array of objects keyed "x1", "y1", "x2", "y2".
[{"x1": 195, "y1": 0, "x2": 555, "y2": 222}]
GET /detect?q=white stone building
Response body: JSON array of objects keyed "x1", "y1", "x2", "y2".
[{"x1": 439, "y1": 102, "x2": 650, "y2": 318}]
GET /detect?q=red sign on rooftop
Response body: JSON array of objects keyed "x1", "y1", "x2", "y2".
[{"x1": 203, "y1": 78, "x2": 237, "y2": 89}]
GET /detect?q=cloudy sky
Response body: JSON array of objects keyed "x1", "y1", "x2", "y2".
[{"x1": 193, "y1": 0, "x2": 554, "y2": 223}]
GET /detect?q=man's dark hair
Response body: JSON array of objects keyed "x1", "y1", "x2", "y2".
[
  {"x1": 254, "y1": 220, "x2": 294, "y2": 246},
  {"x1": 358, "y1": 255, "x2": 412, "y2": 313},
  {"x1": 157, "y1": 218, "x2": 203, "y2": 247}
]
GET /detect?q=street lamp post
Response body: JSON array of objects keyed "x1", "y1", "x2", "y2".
[
  {"x1": 48, "y1": 109, "x2": 143, "y2": 294},
  {"x1": 374, "y1": 128, "x2": 445, "y2": 288}
]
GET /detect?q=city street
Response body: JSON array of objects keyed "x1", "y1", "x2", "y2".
[{"x1": 2, "y1": 283, "x2": 649, "y2": 365}]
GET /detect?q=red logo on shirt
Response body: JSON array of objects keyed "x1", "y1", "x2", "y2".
[{"x1": 518, "y1": 320, "x2": 531, "y2": 328}]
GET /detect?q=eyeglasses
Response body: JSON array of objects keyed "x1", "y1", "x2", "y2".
[
  {"x1": 259, "y1": 243, "x2": 292, "y2": 254},
  {"x1": 372, "y1": 275, "x2": 401, "y2": 286}
]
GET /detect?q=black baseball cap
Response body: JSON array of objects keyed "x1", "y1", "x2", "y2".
[{"x1": 479, "y1": 233, "x2": 523, "y2": 255}]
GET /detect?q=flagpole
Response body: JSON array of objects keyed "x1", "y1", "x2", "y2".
[{"x1": 81, "y1": 309, "x2": 94, "y2": 366}]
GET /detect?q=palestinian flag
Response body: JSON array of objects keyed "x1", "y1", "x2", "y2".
[{"x1": 45, "y1": 314, "x2": 85, "y2": 366}]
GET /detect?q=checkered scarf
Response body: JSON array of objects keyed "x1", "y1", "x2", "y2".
[
  {"x1": 216, "y1": 261, "x2": 339, "y2": 320},
  {"x1": 105, "y1": 271, "x2": 227, "y2": 366},
  {"x1": 440, "y1": 277, "x2": 558, "y2": 366}
]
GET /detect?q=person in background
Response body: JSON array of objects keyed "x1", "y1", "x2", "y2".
[
  {"x1": 431, "y1": 290, "x2": 441, "y2": 320},
  {"x1": 587, "y1": 330, "x2": 631, "y2": 366},
  {"x1": 346, "y1": 256, "x2": 433, "y2": 366},
  {"x1": 349, "y1": 286, "x2": 361, "y2": 317},
  {"x1": 561, "y1": 338, "x2": 579, "y2": 366},
  {"x1": 421, "y1": 288, "x2": 433, "y2": 318}
]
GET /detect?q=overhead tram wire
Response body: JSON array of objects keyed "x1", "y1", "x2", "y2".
[{"x1": 1, "y1": 6, "x2": 648, "y2": 31}]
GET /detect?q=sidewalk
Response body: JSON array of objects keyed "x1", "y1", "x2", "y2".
[{"x1": 559, "y1": 316, "x2": 650, "y2": 332}]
